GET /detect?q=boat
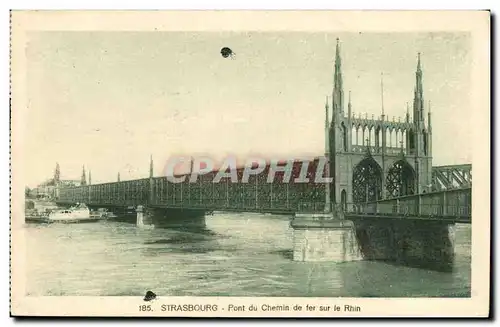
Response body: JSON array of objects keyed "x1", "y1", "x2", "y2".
[
  {"x1": 25, "y1": 211, "x2": 51, "y2": 223},
  {"x1": 89, "y1": 208, "x2": 118, "y2": 219},
  {"x1": 48, "y1": 203, "x2": 100, "y2": 223},
  {"x1": 106, "y1": 212, "x2": 118, "y2": 218},
  {"x1": 91, "y1": 208, "x2": 109, "y2": 219}
]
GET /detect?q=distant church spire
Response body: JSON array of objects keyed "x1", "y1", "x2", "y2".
[
  {"x1": 333, "y1": 38, "x2": 344, "y2": 116},
  {"x1": 117, "y1": 172, "x2": 121, "y2": 182},
  {"x1": 54, "y1": 162, "x2": 60, "y2": 184},
  {"x1": 88, "y1": 170, "x2": 92, "y2": 185},
  {"x1": 80, "y1": 165, "x2": 87, "y2": 186}
]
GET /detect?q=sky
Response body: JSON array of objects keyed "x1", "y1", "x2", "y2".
[{"x1": 24, "y1": 31, "x2": 471, "y2": 187}]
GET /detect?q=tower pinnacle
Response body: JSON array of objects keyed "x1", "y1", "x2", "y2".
[
  {"x1": 406, "y1": 102, "x2": 410, "y2": 122},
  {"x1": 333, "y1": 38, "x2": 344, "y2": 115},
  {"x1": 348, "y1": 91, "x2": 352, "y2": 118},
  {"x1": 428, "y1": 100, "x2": 432, "y2": 132},
  {"x1": 325, "y1": 96, "x2": 329, "y2": 128},
  {"x1": 413, "y1": 52, "x2": 425, "y2": 125},
  {"x1": 381, "y1": 72, "x2": 385, "y2": 117},
  {"x1": 149, "y1": 155, "x2": 154, "y2": 178},
  {"x1": 324, "y1": 96, "x2": 330, "y2": 155}
]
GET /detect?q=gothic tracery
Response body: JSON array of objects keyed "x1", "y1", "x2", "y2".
[
  {"x1": 352, "y1": 157, "x2": 383, "y2": 203},
  {"x1": 386, "y1": 160, "x2": 416, "y2": 198}
]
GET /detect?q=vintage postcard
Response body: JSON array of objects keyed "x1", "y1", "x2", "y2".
[{"x1": 10, "y1": 10, "x2": 490, "y2": 317}]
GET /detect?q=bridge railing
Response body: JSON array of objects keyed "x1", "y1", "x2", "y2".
[
  {"x1": 347, "y1": 202, "x2": 471, "y2": 220},
  {"x1": 295, "y1": 200, "x2": 471, "y2": 221},
  {"x1": 296, "y1": 202, "x2": 329, "y2": 213}
]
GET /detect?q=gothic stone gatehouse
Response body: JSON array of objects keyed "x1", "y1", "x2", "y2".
[{"x1": 326, "y1": 39, "x2": 432, "y2": 208}]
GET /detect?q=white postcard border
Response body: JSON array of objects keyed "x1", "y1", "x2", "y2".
[{"x1": 10, "y1": 10, "x2": 490, "y2": 317}]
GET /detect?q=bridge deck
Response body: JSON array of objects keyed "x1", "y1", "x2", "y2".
[{"x1": 56, "y1": 172, "x2": 471, "y2": 223}]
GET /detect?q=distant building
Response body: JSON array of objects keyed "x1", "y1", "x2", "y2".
[
  {"x1": 29, "y1": 163, "x2": 84, "y2": 200},
  {"x1": 31, "y1": 179, "x2": 82, "y2": 199}
]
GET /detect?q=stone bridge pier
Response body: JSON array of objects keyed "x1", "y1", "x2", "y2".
[
  {"x1": 353, "y1": 219, "x2": 457, "y2": 271},
  {"x1": 136, "y1": 205, "x2": 207, "y2": 230},
  {"x1": 291, "y1": 212, "x2": 363, "y2": 263},
  {"x1": 291, "y1": 214, "x2": 457, "y2": 271}
]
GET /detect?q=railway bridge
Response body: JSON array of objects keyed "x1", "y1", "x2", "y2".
[{"x1": 55, "y1": 39, "x2": 472, "y2": 270}]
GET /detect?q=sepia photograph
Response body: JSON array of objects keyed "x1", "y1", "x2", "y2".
[{"x1": 10, "y1": 10, "x2": 490, "y2": 317}]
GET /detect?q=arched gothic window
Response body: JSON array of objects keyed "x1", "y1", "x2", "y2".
[
  {"x1": 352, "y1": 157, "x2": 383, "y2": 203},
  {"x1": 423, "y1": 130, "x2": 428, "y2": 156},
  {"x1": 408, "y1": 129, "x2": 415, "y2": 153},
  {"x1": 341, "y1": 122, "x2": 347, "y2": 151},
  {"x1": 386, "y1": 160, "x2": 416, "y2": 198}
]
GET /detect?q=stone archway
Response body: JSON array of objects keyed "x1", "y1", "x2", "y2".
[
  {"x1": 352, "y1": 157, "x2": 383, "y2": 203},
  {"x1": 386, "y1": 159, "x2": 416, "y2": 198}
]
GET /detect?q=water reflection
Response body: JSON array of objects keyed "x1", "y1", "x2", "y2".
[{"x1": 24, "y1": 213, "x2": 471, "y2": 297}]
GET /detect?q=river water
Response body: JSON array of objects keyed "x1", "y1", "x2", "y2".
[{"x1": 24, "y1": 213, "x2": 471, "y2": 297}]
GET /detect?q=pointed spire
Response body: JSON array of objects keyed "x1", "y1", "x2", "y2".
[
  {"x1": 428, "y1": 100, "x2": 432, "y2": 132},
  {"x1": 406, "y1": 102, "x2": 410, "y2": 122},
  {"x1": 54, "y1": 162, "x2": 60, "y2": 184},
  {"x1": 348, "y1": 91, "x2": 352, "y2": 118},
  {"x1": 149, "y1": 155, "x2": 153, "y2": 178},
  {"x1": 335, "y1": 38, "x2": 341, "y2": 69},
  {"x1": 325, "y1": 96, "x2": 330, "y2": 128},
  {"x1": 80, "y1": 165, "x2": 87, "y2": 186},
  {"x1": 330, "y1": 90, "x2": 336, "y2": 125},
  {"x1": 117, "y1": 172, "x2": 121, "y2": 182},
  {"x1": 381, "y1": 72, "x2": 385, "y2": 117},
  {"x1": 324, "y1": 96, "x2": 330, "y2": 155},
  {"x1": 413, "y1": 52, "x2": 424, "y2": 125},
  {"x1": 332, "y1": 37, "x2": 344, "y2": 115},
  {"x1": 88, "y1": 170, "x2": 92, "y2": 185}
]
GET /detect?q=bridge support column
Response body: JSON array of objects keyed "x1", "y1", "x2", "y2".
[
  {"x1": 354, "y1": 219, "x2": 457, "y2": 271},
  {"x1": 136, "y1": 205, "x2": 206, "y2": 230},
  {"x1": 396, "y1": 221, "x2": 457, "y2": 271},
  {"x1": 136, "y1": 205, "x2": 154, "y2": 228},
  {"x1": 291, "y1": 212, "x2": 362, "y2": 262}
]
